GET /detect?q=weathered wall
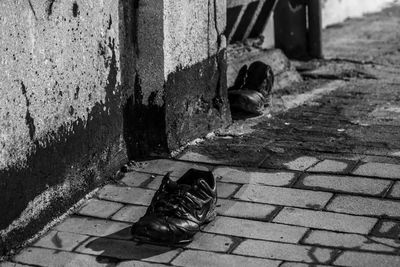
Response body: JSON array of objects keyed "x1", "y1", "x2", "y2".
[
  {"x1": 126, "y1": 0, "x2": 231, "y2": 157},
  {"x1": 0, "y1": 0, "x2": 134, "y2": 254},
  {"x1": 0, "y1": 0, "x2": 230, "y2": 254},
  {"x1": 164, "y1": 0, "x2": 231, "y2": 150}
]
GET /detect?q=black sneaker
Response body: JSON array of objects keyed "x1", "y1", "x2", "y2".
[
  {"x1": 228, "y1": 61, "x2": 274, "y2": 115},
  {"x1": 131, "y1": 169, "x2": 217, "y2": 245},
  {"x1": 244, "y1": 61, "x2": 275, "y2": 99}
]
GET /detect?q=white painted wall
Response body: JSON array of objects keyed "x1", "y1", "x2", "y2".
[{"x1": 322, "y1": 0, "x2": 397, "y2": 28}]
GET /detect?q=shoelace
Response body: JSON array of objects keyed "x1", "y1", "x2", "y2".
[{"x1": 153, "y1": 185, "x2": 203, "y2": 218}]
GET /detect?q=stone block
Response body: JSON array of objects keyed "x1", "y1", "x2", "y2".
[
  {"x1": 76, "y1": 199, "x2": 124, "y2": 219},
  {"x1": 117, "y1": 261, "x2": 170, "y2": 267},
  {"x1": 186, "y1": 233, "x2": 233, "y2": 252},
  {"x1": 75, "y1": 237, "x2": 180, "y2": 263},
  {"x1": 32, "y1": 231, "x2": 89, "y2": 252},
  {"x1": 213, "y1": 167, "x2": 296, "y2": 186},
  {"x1": 389, "y1": 182, "x2": 400, "y2": 198},
  {"x1": 13, "y1": 247, "x2": 114, "y2": 267},
  {"x1": 0, "y1": 262, "x2": 29, "y2": 267},
  {"x1": 307, "y1": 159, "x2": 349, "y2": 173},
  {"x1": 204, "y1": 216, "x2": 307, "y2": 243},
  {"x1": 172, "y1": 250, "x2": 281, "y2": 267},
  {"x1": 353, "y1": 162, "x2": 400, "y2": 179},
  {"x1": 334, "y1": 251, "x2": 400, "y2": 267},
  {"x1": 327, "y1": 195, "x2": 400, "y2": 218},
  {"x1": 234, "y1": 184, "x2": 333, "y2": 209},
  {"x1": 299, "y1": 174, "x2": 391, "y2": 196},
  {"x1": 111, "y1": 205, "x2": 147, "y2": 223},
  {"x1": 121, "y1": 172, "x2": 155, "y2": 187},
  {"x1": 97, "y1": 185, "x2": 154, "y2": 206},
  {"x1": 217, "y1": 182, "x2": 240, "y2": 198},
  {"x1": 127, "y1": 159, "x2": 212, "y2": 177},
  {"x1": 55, "y1": 217, "x2": 131, "y2": 240},
  {"x1": 284, "y1": 157, "x2": 320, "y2": 171},
  {"x1": 371, "y1": 219, "x2": 400, "y2": 239},
  {"x1": 280, "y1": 263, "x2": 333, "y2": 267},
  {"x1": 217, "y1": 199, "x2": 278, "y2": 220},
  {"x1": 273, "y1": 207, "x2": 377, "y2": 234},
  {"x1": 304, "y1": 230, "x2": 399, "y2": 253},
  {"x1": 234, "y1": 240, "x2": 334, "y2": 264}
]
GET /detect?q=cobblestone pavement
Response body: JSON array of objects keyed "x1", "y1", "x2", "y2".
[
  {"x1": 4, "y1": 157, "x2": 400, "y2": 267},
  {"x1": 4, "y1": 4, "x2": 400, "y2": 267}
]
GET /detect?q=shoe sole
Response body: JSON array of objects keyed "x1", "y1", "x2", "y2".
[{"x1": 132, "y1": 210, "x2": 217, "y2": 246}]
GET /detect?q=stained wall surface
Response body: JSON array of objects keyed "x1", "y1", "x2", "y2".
[
  {"x1": 127, "y1": 0, "x2": 231, "y2": 156},
  {"x1": 0, "y1": 0, "x2": 134, "y2": 253}
]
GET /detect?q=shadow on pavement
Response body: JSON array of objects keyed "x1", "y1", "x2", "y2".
[{"x1": 84, "y1": 227, "x2": 179, "y2": 264}]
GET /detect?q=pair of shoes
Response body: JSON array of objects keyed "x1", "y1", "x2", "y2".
[
  {"x1": 131, "y1": 169, "x2": 217, "y2": 245},
  {"x1": 228, "y1": 61, "x2": 274, "y2": 115}
]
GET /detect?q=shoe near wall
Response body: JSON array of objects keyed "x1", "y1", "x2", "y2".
[
  {"x1": 131, "y1": 169, "x2": 217, "y2": 245},
  {"x1": 228, "y1": 61, "x2": 275, "y2": 115}
]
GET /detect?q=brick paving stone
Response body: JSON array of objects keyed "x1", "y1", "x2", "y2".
[
  {"x1": 111, "y1": 205, "x2": 147, "y2": 223},
  {"x1": 213, "y1": 167, "x2": 296, "y2": 186},
  {"x1": 0, "y1": 262, "x2": 30, "y2": 267},
  {"x1": 98, "y1": 185, "x2": 154, "y2": 206},
  {"x1": 362, "y1": 156, "x2": 400, "y2": 165},
  {"x1": 32, "y1": 231, "x2": 89, "y2": 251},
  {"x1": 303, "y1": 230, "x2": 399, "y2": 253},
  {"x1": 327, "y1": 195, "x2": 400, "y2": 217},
  {"x1": 75, "y1": 237, "x2": 180, "y2": 263},
  {"x1": 178, "y1": 151, "x2": 227, "y2": 165},
  {"x1": 300, "y1": 174, "x2": 391, "y2": 195},
  {"x1": 172, "y1": 250, "x2": 281, "y2": 267},
  {"x1": 129, "y1": 159, "x2": 212, "y2": 177},
  {"x1": 203, "y1": 216, "x2": 307, "y2": 243},
  {"x1": 217, "y1": 182, "x2": 240, "y2": 198},
  {"x1": 186, "y1": 233, "x2": 234, "y2": 252},
  {"x1": 76, "y1": 199, "x2": 124, "y2": 219},
  {"x1": 217, "y1": 199, "x2": 278, "y2": 220},
  {"x1": 146, "y1": 176, "x2": 164, "y2": 190},
  {"x1": 334, "y1": 251, "x2": 400, "y2": 267},
  {"x1": 371, "y1": 219, "x2": 400, "y2": 239},
  {"x1": 234, "y1": 240, "x2": 334, "y2": 264},
  {"x1": 307, "y1": 159, "x2": 349, "y2": 173},
  {"x1": 121, "y1": 171, "x2": 154, "y2": 187},
  {"x1": 273, "y1": 207, "x2": 377, "y2": 234},
  {"x1": 13, "y1": 247, "x2": 115, "y2": 266},
  {"x1": 353, "y1": 162, "x2": 400, "y2": 179},
  {"x1": 389, "y1": 181, "x2": 400, "y2": 198},
  {"x1": 284, "y1": 156, "x2": 320, "y2": 171},
  {"x1": 55, "y1": 216, "x2": 132, "y2": 240},
  {"x1": 117, "y1": 261, "x2": 169, "y2": 267},
  {"x1": 234, "y1": 184, "x2": 333, "y2": 209},
  {"x1": 280, "y1": 263, "x2": 333, "y2": 267}
]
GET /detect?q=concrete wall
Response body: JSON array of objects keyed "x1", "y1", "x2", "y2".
[
  {"x1": 0, "y1": 0, "x2": 135, "y2": 254},
  {"x1": 322, "y1": 0, "x2": 395, "y2": 28},
  {"x1": 126, "y1": 0, "x2": 231, "y2": 156}
]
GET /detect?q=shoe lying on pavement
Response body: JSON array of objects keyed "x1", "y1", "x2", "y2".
[
  {"x1": 228, "y1": 61, "x2": 274, "y2": 115},
  {"x1": 131, "y1": 169, "x2": 217, "y2": 245}
]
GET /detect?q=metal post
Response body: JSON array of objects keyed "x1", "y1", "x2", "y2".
[
  {"x1": 308, "y1": 0, "x2": 323, "y2": 58},
  {"x1": 274, "y1": 0, "x2": 308, "y2": 59}
]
